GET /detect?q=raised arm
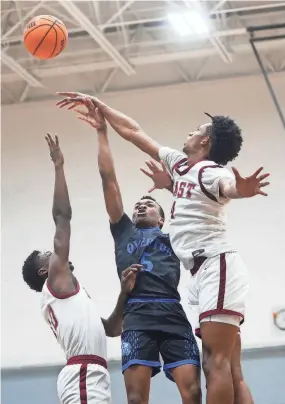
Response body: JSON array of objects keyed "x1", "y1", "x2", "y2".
[
  {"x1": 45, "y1": 134, "x2": 75, "y2": 294},
  {"x1": 101, "y1": 264, "x2": 141, "y2": 337},
  {"x1": 56, "y1": 92, "x2": 161, "y2": 161},
  {"x1": 96, "y1": 115, "x2": 124, "y2": 224}
]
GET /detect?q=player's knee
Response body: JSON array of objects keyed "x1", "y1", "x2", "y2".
[
  {"x1": 180, "y1": 382, "x2": 201, "y2": 404},
  {"x1": 203, "y1": 352, "x2": 231, "y2": 377},
  {"x1": 127, "y1": 392, "x2": 145, "y2": 404}
]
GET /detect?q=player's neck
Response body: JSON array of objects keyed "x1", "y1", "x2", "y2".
[{"x1": 187, "y1": 151, "x2": 208, "y2": 167}]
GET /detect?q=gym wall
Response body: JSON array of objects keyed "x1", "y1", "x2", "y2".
[{"x1": 2, "y1": 74, "x2": 285, "y2": 369}]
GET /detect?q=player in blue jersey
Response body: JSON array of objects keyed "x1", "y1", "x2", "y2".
[{"x1": 63, "y1": 100, "x2": 201, "y2": 404}]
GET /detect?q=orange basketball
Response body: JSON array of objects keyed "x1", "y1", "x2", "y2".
[{"x1": 23, "y1": 15, "x2": 68, "y2": 59}]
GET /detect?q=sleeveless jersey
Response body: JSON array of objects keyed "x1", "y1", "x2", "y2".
[
  {"x1": 110, "y1": 214, "x2": 190, "y2": 333},
  {"x1": 41, "y1": 279, "x2": 107, "y2": 361},
  {"x1": 159, "y1": 147, "x2": 235, "y2": 271}
]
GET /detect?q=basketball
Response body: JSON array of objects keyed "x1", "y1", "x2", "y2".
[{"x1": 23, "y1": 15, "x2": 68, "y2": 59}]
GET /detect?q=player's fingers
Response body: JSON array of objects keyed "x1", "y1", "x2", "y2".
[
  {"x1": 56, "y1": 99, "x2": 74, "y2": 109},
  {"x1": 140, "y1": 167, "x2": 153, "y2": 178},
  {"x1": 56, "y1": 92, "x2": 82, "y2": 98},
  {"x1": 259, "y1": 181, "x2": 270, "y2": 188},
  {"x1": 77, "y1": 116, "x2": 97, "y2": 128},
  {"x1": 86, "y1": 98, "x2": 96, "y2": 113},
  {"x1": 145, "y1": 161, "x2": 156, "y2": 173},
  {"x1": 148, "y1": 185, "x2": 156, "y2": 193},
  {"x1": 47, "y1": 133, "x2": 55, "y2": 146},
  {"x1": 55, "y1": 135, "x2": 59, "y2": 146},
  {"x1": 252, "y1": 167, "x2": 263, "y2": 178},
  {"x1": 259, "y1": 190, "x2": 268, "y2": 196},
  {"x1": 160, "y1": 161, "x2": 168, "y2": 172},
  {"x1": 148, "y1": 160, "x2": 159, "y2": 171},
  {"x1": 130, "y1": 264, "x2": 143, "y2": 269},
  {"x1": 257, "y1": 173, "x2": 270, "y2": 182},
  {"x1": 73, "y1": 108, "x2": 88, "y2": 117},
  {"x1": 67, "y1": 102, "x2": 82, "y2": 111},
  {"x1": 232, "y1": 167, "x2": 242, "y2": 179}
]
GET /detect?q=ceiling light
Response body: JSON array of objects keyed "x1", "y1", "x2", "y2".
[
  {"x1": 167, "y1": 11, "x2": 209, "y2": 36},
  {"x1": 167, "y1": 12, "x2": 193, "y2": 36},
  {"x1": 185, "y1": 11, "x2": 209, "y2": 34}
]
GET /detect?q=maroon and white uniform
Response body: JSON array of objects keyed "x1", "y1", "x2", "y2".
[
  {"x1": 41, "y1": 279, "x2": 111, "y2": 404},
  {"x1": 159, "y1": 147, "x2": 249, "y2": 327}
]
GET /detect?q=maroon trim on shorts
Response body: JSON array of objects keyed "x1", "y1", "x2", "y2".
[
  {"x1": 198, "y1": 253, "x2": 245, "y2": 325},
  {"x1": 67, "y1": 354, "x2": 107, "y2": 369},
  {"x1": 217, "y1": 253, "x2": 226, "y2": 309},
  {"x1": 47, "y1": 277, "x2": 80, "y2": 299},
  {"x1": 198, "y1": 165, "x2": 223, "y2": 203},
  {"x1": 199, "y1": 309, "x2": 244, "y2": 323},
  {"x1": 79, "y1": 364, "x2": 88, "y2": 404}
]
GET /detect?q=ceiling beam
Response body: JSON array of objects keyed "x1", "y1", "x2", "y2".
[
  {"x1": 100, "y1": 0, "x2": 135, "y2": 31},
  {"x1": 1, "y1": 1, "x2": 44, "y2": 42},
  {"x1": 2, "y1": 38, "x2": 284, "y2": 83},
  {"x1": 1, "y1": 52, "x2": 44, "y2": 87},
  {"x1": 60, "y1": 0, "x2": 135, "y2": 76}
]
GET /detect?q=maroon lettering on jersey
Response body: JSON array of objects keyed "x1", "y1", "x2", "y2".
[
  {"x1": 174, "y1": 181, "x2": 196, "y2": 199},
  {"x1": 47, "y1": 305, "x2": 58, "y2": 338},
  {"x1": 186, "y1": 183, "x2": 195, "y2": 198},
  {"x1": 173, "y1": 181, "x2": 178, "y2": 196},
  {"x1": 177, "y1": 182, "x2": 186, "y2": 197}
]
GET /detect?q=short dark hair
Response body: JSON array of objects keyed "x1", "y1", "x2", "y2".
[
  {"x1": 206, "y1": 114, "x2": 243, "y2": 165},
  {"x1": 140, "y1": 195, "x2": 165, "y2": 221},
  {"x1": 22, "y1": 250, "x2": 45, "y2": 292}
]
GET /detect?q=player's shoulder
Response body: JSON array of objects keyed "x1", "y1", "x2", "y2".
[
  {"x1": 41, "y1": 278, "x2": 82, "y2": 300},
  {"x1": 110, "y1": 213, "x2": 134, "y2": 240}
]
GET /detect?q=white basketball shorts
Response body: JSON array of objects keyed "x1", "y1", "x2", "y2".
[
  {"x1": 187, "y1": 252, "x2": 249, "y2": 326},
  {"x1": 57, "y1": 363, "x2": 111, "y2": 404}
]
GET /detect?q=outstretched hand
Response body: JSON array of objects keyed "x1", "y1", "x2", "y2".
[
  {"x1": 56, "y1": 92, "x2": 106, "y2": 132},
  {"x1": 232, "y1": 167, "x2": 270, "y2": 197},
  {"x1": 121, "y1": 264, "x2": 142, "y2": 293},
  {"x1": 45, "y1": 133, "x2": 64, "y2": 168},
  {"x1": 140, "y1": 160, "x2": 173, "y2": 193}
]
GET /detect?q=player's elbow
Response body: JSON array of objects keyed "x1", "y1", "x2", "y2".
[
  {"x1": 52, "y1": 207, "x2": 72, "y2": 222},
  {"x1": 101, "y1": 318, "x2": 122, "y2": 337}
]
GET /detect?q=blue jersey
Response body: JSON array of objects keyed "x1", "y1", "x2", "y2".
[{"x1": 110, "y1": 214, "x2": 190, "y2": 332}]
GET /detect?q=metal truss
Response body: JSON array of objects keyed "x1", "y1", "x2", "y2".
[
  {"x1": 248, "y1": 23, "x2": 285, "y2": 129},
  {"x1": 1, "y1": 1, "x2": 285, "y2": 104}
]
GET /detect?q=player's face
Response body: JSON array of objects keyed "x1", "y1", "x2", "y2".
[
  {"x1": 37, "y1": 251, "x2": 52, "y2": 277},
  {"x1": 183, "y1": 123, "x2": 211, "y2": 155},
  {"x1": 132, "y1": 199, "x2": 164, "y2": 228}
]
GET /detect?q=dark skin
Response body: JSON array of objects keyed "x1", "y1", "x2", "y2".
[
  {"x1": 39, "y1": 134, "x2": 140, "y2": 337},
  {"x1": 56, "y1": 103, "x2": 201, "y2": 404}
]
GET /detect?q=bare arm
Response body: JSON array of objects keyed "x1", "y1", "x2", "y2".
[
  {"x1": 56, "y1": 93, "x2": 161, "y2": 161},
  {"x1": 45, "y1": 134, "x2": 75, "y2": 294},
  {"x1": 101, "y1": 265, "x2": 141, "y2": 337},
  {"x1": 97, "y1": 129, "x2": 124, "y2": 224},
  {"x1": 96, "y1": 100, "x2": 161, "y2": 161},
  {"x1": 101, "y1": 290, "x2": 127, "y2": 337}
]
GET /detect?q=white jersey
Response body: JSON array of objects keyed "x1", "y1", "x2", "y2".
[
  {"x1": 41, "y1": 279, "x2": 107, "y2": 361},
  {"x1": 159, "y1": 147, "x2": 235, "y2": 270}
]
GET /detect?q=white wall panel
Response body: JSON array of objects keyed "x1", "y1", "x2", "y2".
[{"x1": 2, "y1": 75, "x2": 285, "y2": 367}]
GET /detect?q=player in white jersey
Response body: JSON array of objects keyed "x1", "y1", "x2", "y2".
[
  {"x1": 55, "y1": 93, "x2": 270, "y2": 404},
  {"x1": 22, "y1": 134, "x2": 140, "y2": 404}
]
